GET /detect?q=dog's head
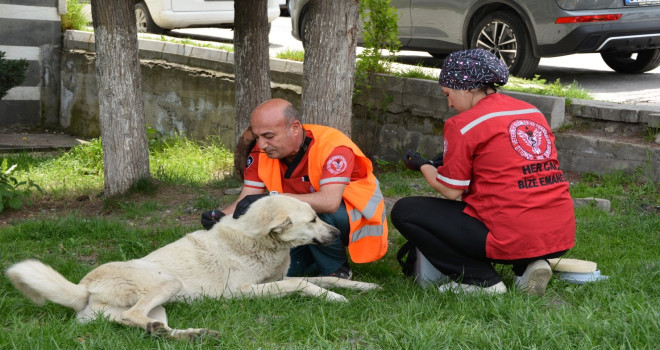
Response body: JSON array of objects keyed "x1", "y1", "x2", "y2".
[{"x1": 234, "y1": 195, "x2": 340, "y2": 247}]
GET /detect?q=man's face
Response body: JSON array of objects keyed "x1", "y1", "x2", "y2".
[{"x1": 251, "y1": 110, "x2": 301, "y2": 160}]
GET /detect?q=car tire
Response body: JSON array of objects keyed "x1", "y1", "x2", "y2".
[
  {"x1": 470, "y1": 11, "x2": 539, "y2": 78},
  {"x1": 135, "y1": 2, "x2": 164, "y2": 34},
  {"x1": 600, "y1": 49, "x2": 660, "y2": 74}
]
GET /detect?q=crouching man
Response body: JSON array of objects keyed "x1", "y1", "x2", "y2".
[{"x1": 202, "y1": 98, "x2": 388, "y2": 279}]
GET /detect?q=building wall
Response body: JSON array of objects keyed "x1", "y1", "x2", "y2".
[{"x1": 0, "y1": 0, "x2": 63, "y2": 129}]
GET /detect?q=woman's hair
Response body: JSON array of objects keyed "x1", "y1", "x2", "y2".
[
  {"x1": 439, "y1": 48, "x2": 509, "y2": 91},
  {"x1": 476, "y1": 83, "x2": 498, "y2": 96}
]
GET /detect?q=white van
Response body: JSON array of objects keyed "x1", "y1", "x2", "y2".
[{"x1": 135, "y1": 0, "x2": 281, "y2": 33}]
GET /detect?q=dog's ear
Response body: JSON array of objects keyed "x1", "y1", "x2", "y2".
[{"x1": 269, "y1": 216, "x2": 293, "y2": 235}]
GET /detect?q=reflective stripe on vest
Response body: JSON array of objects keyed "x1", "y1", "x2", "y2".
[
  {"x1": 319, "y1": 176, "x2": 350, "y2": 185},
  {"x1": 349, "y1": 209, "x2": 387, "y2": 242},
  {"x1": 348, "y1": 178, "x2": 384, "y2": 222}
]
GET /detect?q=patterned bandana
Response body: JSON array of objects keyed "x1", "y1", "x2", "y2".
[{"x1": 439, "y1": 48, "x2": 509, "y2": 90}]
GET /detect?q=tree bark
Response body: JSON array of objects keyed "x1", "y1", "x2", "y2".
[
  {"x1": 90, "y1": 0, "x2": 150, "y2": 196},
  {"x1": 301, "y1": 0, "x2": 359, "y2": 136},
  {"x1": 233, "y1": 0, "x2": 272, "y2": 177}
]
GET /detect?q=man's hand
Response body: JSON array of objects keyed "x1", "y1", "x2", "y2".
[
  {"x1": 233, "y1": 193, "x2": 271, "y2": 219},
  {"x1": 201, "y1": 210, "x2": 225, "y2": 230},
  {"x1": 403, "y1": 150, "x2": 431, "y2": 171}
]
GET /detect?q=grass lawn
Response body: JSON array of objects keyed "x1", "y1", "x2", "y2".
[{"x1": 1, "y1": 137, "x2": 658, "y2": 349}]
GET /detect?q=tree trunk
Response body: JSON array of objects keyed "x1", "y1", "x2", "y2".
[
  {"x1": 90, "y1": 0, "x2": 150, "y2": 196},
  {"x1": 301, "y1": 0, "x2": 359, "y2": 136},
  {"x1": 233, "y1": 0, "x2": 272, "y2": 177}
]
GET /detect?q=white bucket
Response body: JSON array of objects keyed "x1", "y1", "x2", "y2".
[
  {"x1": 414, "y1": 248, "x2": 449, "y2": 288},
  {"x1": 557, "y1": 269, "x2": 609, "y2": 285}
]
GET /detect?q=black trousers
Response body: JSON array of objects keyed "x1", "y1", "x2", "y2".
[{"x1": 391, "y1": 196, "x2": 567, "y2": 287}]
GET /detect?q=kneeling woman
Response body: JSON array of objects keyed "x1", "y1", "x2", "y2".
[{"x1": 391, "y1": 49, "x2": 575, "y2": 295}]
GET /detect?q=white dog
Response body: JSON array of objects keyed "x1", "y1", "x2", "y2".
[{"x1": 5, "y1": 195, "x2": 380, "y2": 340}]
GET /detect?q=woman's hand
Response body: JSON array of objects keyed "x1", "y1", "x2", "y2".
[{"x1": 403, "y1": 150, "x2": 431, "y2": 171}]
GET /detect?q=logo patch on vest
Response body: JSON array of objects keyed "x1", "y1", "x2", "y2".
[
  {"x1": 246, "y1": 155, "x2": 254, "y2": 168},
  {"x1": 326, "y1": 155, "x2": 347, "y2": 175},
  {"x1": 509, "y1": 119, "x2": 552, "y2": 160}
]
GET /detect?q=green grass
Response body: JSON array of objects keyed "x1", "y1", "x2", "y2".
[
  {"x1": 392, "y1": 63, "x2": 438, "y2": 80},
  {"x1": 1, "y1": 136, "x2": 233, "y2": 200},
  {"x1": 1, "y1": 139, "x2": 658, "y2": 349},
  {"x1": 387, "y1": 66, "x2": 591, "y2": 100},
  {"x1": 275, "y1": 49, "x2": 305, "y2": 62},
  {"x1": 504, "y1": 75, "x2": 592, "y2": 100}
]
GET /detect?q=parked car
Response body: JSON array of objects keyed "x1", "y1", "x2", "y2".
[
  {"x1": 289, "y1": 0, "x2": 660, "y2": 77},
  {"x1": 135, "y1": 0, "x2": 281, "y2": 34},
  {"x1": 279, "y1": 0, "x2": 290, "y2": 14}
]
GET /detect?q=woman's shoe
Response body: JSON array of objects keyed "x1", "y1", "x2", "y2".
[
  {"x1": 438, "y1": 281, "x2": 507, "y2": 294},
  {"x1": 515, "y1": 260, "x2": 552, "y2": 295}
]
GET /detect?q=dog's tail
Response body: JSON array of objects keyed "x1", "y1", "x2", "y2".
[{"x1": 5, "y1": 259, "x2": 89, "y2": 312}]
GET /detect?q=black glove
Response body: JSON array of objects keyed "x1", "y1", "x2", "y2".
[
  {"x1": 430, "y1": 152, "x2": 444, "y2": 167},
  {"x1": 233, "y1": 193, "x2": 271, "y2": 219},
  {"x1": 403, "y1": 150, "x2": 431, "y2": 171},
  {"x1": 201, "y1": 209, "x2": 225, "y2": 230}
]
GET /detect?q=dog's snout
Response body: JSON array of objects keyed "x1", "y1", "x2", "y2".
[{"x1": 313, "y1": 225, "x2": 340, "y2": 246}]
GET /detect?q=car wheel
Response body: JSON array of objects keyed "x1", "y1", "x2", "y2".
[
  {"x1": 135, "y1": 2, "x2": 164, "y2": 34},
  {"x1": 470, "y1": 11, "x2": 539, "y2": 78},
  {"x1": 600, "y1": 49, "x2": 660, "y2": 74}
]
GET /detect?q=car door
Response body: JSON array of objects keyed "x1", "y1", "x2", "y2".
[
  {"x1": 391, "y1": 0, "x2": 412, "y2": 47},
  {"x1": 407, "y1": 0, "x2": 474, "y2": 53},
  {"x1": 171, "y1": 0, "x2": 233, "y2": 12}
]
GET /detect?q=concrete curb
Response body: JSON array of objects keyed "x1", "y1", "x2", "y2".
[{"x1": 0, "y1": 133, "x2": 88, "y2": 152}]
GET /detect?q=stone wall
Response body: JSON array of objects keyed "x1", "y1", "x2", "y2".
[
  {"x1": 61, "y1": 37, "x2": 302, "y2": 149},
  {"x1": 0, "y1": 0, "x2": 63, "y2": 129},
  {"x1": 60, "y1": 30, "x2": 660, "y2": 180}
]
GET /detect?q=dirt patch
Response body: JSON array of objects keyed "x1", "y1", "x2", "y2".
[
  {"x1": 0, "y1": 170, "x2": 591, "y2": 227},
  {"x1": 0, "y1": 183, "x2": 226, "y2": 229}
]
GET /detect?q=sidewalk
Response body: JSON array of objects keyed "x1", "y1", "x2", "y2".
[{"x1": 0, "y1": 133, "x2": 87, "y2": 152}]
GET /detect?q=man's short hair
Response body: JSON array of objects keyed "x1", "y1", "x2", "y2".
[{"x1": 283, "y1": 105, "x2": 300, "y2": 126}]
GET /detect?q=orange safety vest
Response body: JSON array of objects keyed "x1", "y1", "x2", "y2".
[{"x1": 257, "y1": 124, "x2": 388, "y2": 263}]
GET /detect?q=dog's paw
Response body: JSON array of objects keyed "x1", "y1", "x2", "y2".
[
  {"x1": 199, "y1": 329, "x2": 221, "y2": 339},
  {"x1": 323, "y1": 291, "x2": 348, "y2": 302},
  {"x1": 146, "y1": 321, "x2": 170, "y2": 337},
  {"x1": 169, "y1": 328, "x2": 220, "y2": 341},
  {"x1": 352, "y1": 281, "x2": 381, "y2": 291}
]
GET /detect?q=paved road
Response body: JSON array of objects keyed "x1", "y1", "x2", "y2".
[{"x1": 172, "y1": 16, "x2": 660, "y2": 106}]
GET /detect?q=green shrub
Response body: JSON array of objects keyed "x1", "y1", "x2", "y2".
[
  {"x1": 355, "y1": 0, "x2": 401, "y2": 76},
  {"x1": 0, "y1": 159, "x2": 42, "y2": 213},
  {"x1": 61, "y1": 0, "x2": 89, "y2": 31},
  {"x1": 0, "y1": 51, "x2": 29, "y2": 99}
]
